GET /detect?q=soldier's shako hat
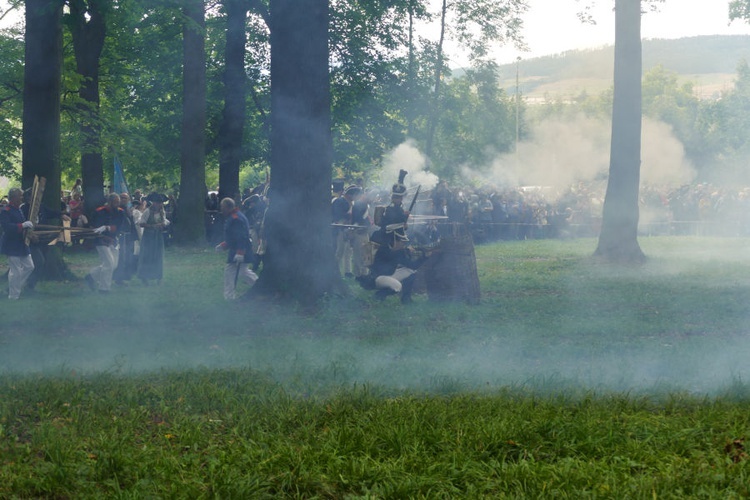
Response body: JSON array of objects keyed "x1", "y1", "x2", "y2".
[
  {"x1": 391, "y1": 169, "x2": 408, "y2": 197},
  {"x1": 332, "y1": 179, "x2": 345, "y2": 193}
]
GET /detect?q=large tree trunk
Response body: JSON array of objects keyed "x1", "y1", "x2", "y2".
[
  {"x1": 22, "y1": 0, "x2": 63, "y2": 200},
  {"x1": 217, "y1": 0, "x2": 247, "y2": 202},
  {"x1": 175, "y1": 0, "x2": 207, "y2": 244},
  {"x1": 22, "y1": 0, "x2": 67, "y2": 280},
  {"x1": 68, "y1": 0, "x2": 106, "y2": 212},
  {"x1": 594, "y1": 0, "x2": 645, "y2": 263},
  {"x1": 255, "y1": 0, "x2": 342, "y2": 305}
]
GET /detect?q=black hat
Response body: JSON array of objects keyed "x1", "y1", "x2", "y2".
[
  {"x1": 332, "y1": 179, "x2": 345, "y2": 193},
  {"x1": 345, "y1": 185, "x2": 362, "y2": 197},
  {"x1": 146, "y1": 193, "x2": 168, "y2": 203},
  {"x1": 391, "y1": 169, "x2": 407, "y2": 197}
]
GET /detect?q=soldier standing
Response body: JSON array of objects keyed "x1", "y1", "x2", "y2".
[
  {"x1": 215, "y1": 197, "x2": 257, "y2": 300},
  {"x1": 85, "y1": 193, "x2": 126, "y2": 293},
  {"x1": 1, "y1": 187, "x2": 34, "y2": 299}
]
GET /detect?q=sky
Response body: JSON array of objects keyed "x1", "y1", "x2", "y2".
[
  {"x1": 3, "y1": 1, "x2": 749, "y2": 65},
  {"x1": 478, "y1": 0, "x2": 750, "y2": 65}
]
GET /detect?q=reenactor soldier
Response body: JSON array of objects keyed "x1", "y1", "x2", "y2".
[
  {"x1": 85, "y1": 193, "x2": 126, "y2": 293},
  {"x1": 379, "y1": 169, "x2": 410, "y2": 231},
  {"x1": 1, "y1": 187, "x2": 35, "y2": 299},
  {"x1": 356, "y1": 169, "x2": 429, "y2": 304},
  {"x1": 215, "y1": 197, "x2": 257, "y2": 300},
  {"x1": 21, "y1": 188, "x2": 70, "y2": 294}
]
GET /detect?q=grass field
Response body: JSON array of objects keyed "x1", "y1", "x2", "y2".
[{"x1": 2, "y1": 237, "x2": 750, "y2": 497}]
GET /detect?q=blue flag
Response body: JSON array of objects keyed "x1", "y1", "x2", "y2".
[{"x1": 113, "y1": 155, "x2": 130, "y2": 195}]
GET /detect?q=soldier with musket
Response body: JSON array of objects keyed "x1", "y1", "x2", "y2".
[
  {"x1": 1, "y1": 187, "x2": 35, "y2": 299},
  {"x1": 379, "y1": 169, "x2": 410, "y2": 232},
  {"x1": 21, "y1": 188, "x2": 71, "y2": 294},
  {"x1": 85, "y1": 193, "x2": 126, "y2": 293},
  {"x1": 356, "y1": 170, "x2": 429, "y2": 304}
]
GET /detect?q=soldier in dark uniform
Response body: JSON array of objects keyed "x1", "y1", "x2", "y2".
[
  {"x1": 379, "y1": 169, "x2": 410, "y2": 234},
  {"x1": 20, "y1": 188, "x2": 70, "y2": 293},
  {"x1": 367, "y1": 222, "x2": 428, "y2": 304},
  {"x1": 1, "y1": 187, "x2": 35, "y2": 299},
  {"x1": 85, "y1": 193, "x2": 126, "y2": 293},
  {"x1": 215, "y1": 197, "x2": 257, "y2": 300},
  {"x1": 357, "y1": 170, "x2": 428, "y2": 304}
]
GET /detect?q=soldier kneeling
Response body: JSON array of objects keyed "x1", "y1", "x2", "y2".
[{"x1": 357, "y1": 222, "x2": 428, "y2": 304}]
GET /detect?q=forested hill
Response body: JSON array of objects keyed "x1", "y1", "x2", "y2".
[{"x1": 493, "y1": 35, "x2": 750, "y2": 99}]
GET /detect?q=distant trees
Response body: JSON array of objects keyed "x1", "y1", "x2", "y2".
[
  {"x1": 424, "y1": 0, "x2": 528, "y2": 160},
  {"x1": 0, "y1": 0, "x2": 529, "y2": 193}
]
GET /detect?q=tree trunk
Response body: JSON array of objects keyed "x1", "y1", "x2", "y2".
[
  {"x1": 594, "y1": 0, "x2": 645, "y2": 264},
  {"x1": 175, "y1": 0, "x2": 207, "y2": 244},
  {"x1": 68, "y1": 0, "x2": 106, "y2": 212},
  {"x1": 255, "y1": 0, "x2": 342, "y2": 305},
  {"x1": 424, "y1": 0, "x2": 447, "y2": 159},
  {"x1": 22, "y1": 0, "x2": 68, "y2": 280},
  {"x1": 217, "y1": 0, "x2": 247, "y2": 202}
]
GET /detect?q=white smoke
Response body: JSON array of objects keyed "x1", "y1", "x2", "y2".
[
  {"x1": 378, "y1": 139, "x2": 439, "y2": 190},
  {"x1": 459, "y1": 115, "x2": 696, "y2": 199}
]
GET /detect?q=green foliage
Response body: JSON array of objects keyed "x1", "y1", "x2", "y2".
[
  {"x1": 0, "y1": 28, "x2": 22, "y2": 179},
  {"x1": 730, "y1": 0, "x2": 750, "y2": 22},
  {"x1": 430, "y1": 63, "x2": 516, "y2": 179}
]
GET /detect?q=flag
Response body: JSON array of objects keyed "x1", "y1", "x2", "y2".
[{"x1": 113, "y1": 155, "x2": 130, "y2": 195}]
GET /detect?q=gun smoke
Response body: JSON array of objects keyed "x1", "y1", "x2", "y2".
[{"x1": 3, "y1": 117, "x2": 750, "y2": 398}]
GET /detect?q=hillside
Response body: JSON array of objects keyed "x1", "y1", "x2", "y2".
[{"x1": 493, "y1": 35, "x2": 750, "y2": 101}]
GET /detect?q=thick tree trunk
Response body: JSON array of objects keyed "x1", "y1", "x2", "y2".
[
  {"x1": 255, "y1": 0, "x2": 342, "y2": 305},
  {"x1": 175, "y1": 0, "x2": 207, "y2": 244},
  {"x1": 594, "y1": 0, "x2": 645, "y2": 263},
  {"x1": 22, "y1": 0, "x2": 67, "y2": 280},
  {"x1": 68, "y1": 0, "x2": 106, "y2": 212},
  {"x1": 22, "y1": 0, "x2": 63, "y2": 201},
  {"x1": 217, "y1": 0, "x2": 247, "y2": 202}
]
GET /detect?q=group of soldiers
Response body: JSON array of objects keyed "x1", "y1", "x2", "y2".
[
  {"x1": 0, "y1": 187, "x2": 171, "y2": 300},
  {"x1": 3, "y1": 169, "x2": 434, "y2": 303},
  {"x1": 332, "y1": 169, "x2": 434, "y2": 304}
]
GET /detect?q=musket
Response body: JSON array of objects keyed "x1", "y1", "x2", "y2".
[
  {"x1": 25, "y1": 176, "x2": 46, "y2": 246},
  {"x1": 407, "y1": 184, "x2": 421, "y2": 214}
]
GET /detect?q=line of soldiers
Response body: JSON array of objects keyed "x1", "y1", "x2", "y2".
[{"x1": 1, "y1": 187, "x2": 171, "y2": 299}]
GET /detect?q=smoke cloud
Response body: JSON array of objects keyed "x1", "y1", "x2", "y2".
[
  {"x1": 378, "y1": 139, "x2": 439, "y2": 190},
  {"x1": 459, "y1": 115, "x2": 696, "y2": 199}
]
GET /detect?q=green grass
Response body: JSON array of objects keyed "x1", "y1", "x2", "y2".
[{"x1": 3, "y1": 237, "x2": 750, "y2": 497}]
